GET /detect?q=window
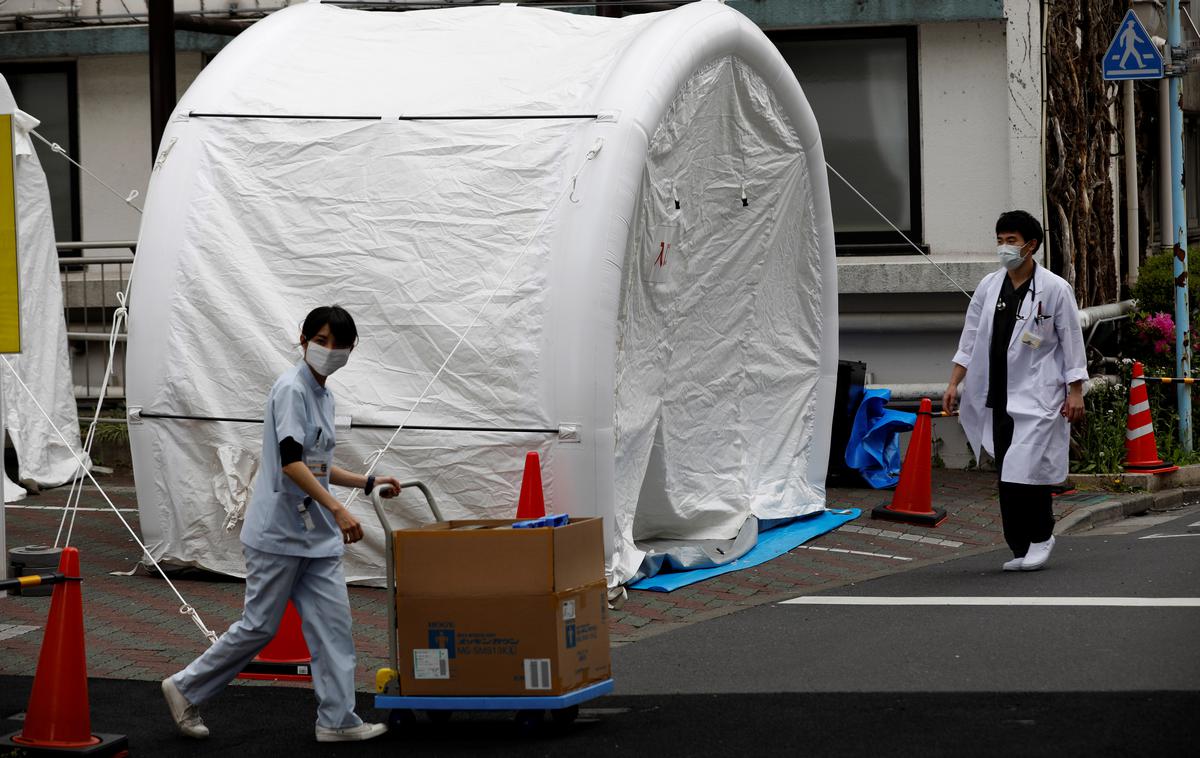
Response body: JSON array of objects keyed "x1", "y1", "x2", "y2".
[
  {"x1": 0, "y1": 62, "x2": 80, "y2": 244},
  {"x1": 770, "y1": 28, "x2": 923, "y2": 254}
]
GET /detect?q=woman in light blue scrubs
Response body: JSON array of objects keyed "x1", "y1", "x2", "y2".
[{"x1": 162, "y1": 305, "x2": 401, "y2": 743}]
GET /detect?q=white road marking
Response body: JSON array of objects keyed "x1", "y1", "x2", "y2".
[
  {"x1": 0, "y1": 624, "x2": 40, "y2": 641},
  {"x1": 795, "y1": 545, "x2": 911, "y2": 561},
  {"x1": 1138, "y1": 533, "x2": 1200, "y2": 540},
  {"x1": 1187, "y1": 521, "x2": 1200, "y2": 528},
  {"x1": 779, "y1": 596, "x2": 1200, "y2": 607},
  {"x1": 839, "y1": 524, "x2": 963, "y2": 548},
  {"x1": 4, "y1": 505, "x2": 138, "y2": 513}
]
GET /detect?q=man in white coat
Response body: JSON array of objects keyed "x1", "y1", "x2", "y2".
[{"x1": 943, "y1": 211, "x2": 1087, "y2": 571}]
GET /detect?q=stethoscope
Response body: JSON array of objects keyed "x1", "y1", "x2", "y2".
[{"x1": 995, "y1": 270, "x2": 1051, "y2": 324}]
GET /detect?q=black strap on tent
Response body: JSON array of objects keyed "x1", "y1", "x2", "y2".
[
  {"x1": 188, "y1": 112, "x2": 600, "y2": 121},
  {"x1": 137, "y1": 411, "x2": 559, "y2": 435}
]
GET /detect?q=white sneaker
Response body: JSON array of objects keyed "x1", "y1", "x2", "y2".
[
  {"x1": 1002, "y1": 556, "x2": 1024, "y2": 571},
  {"x1": 162, "y1": 677, "x2": 209, "y2": 739},
  {"x1": 315, "y1": 722, "x2": 388, "y2": 743},
  {"x1": 1021, "y1": 536, "x2": 1056, "y2": 571}
]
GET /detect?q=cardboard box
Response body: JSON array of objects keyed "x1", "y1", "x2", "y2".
[
  {"x1": 393, "y1": 517, "x2": 605, "y2": 597},
  {"x1": 392, "y1": 517, "x2": 610, "y2": 696},
  {"x1": 396, "y1": 580, "x2": 610, "y2": 696}
]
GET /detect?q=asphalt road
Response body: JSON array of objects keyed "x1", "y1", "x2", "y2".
[
  {"x1": 2, "y1": 506, "x2": 1197, "y2": 756},
  {"x1": 612, "y1": 504, "x2": 1200, "y2": 695}
]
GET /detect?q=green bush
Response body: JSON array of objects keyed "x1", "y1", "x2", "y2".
[
  {"x1": 1071, "y1": 380, "x2": 1128, "y2": 473},
  {"x1": 1130, "y1": 249, "x2": 1200, "y2": 317}
]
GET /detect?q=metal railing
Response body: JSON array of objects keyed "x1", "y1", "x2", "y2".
[{"x1": 57, "y1": 242, "x2": 136, "y2": 402}]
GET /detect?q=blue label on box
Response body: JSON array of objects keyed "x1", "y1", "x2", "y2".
[{"x1": 428, "y1": 623, "x2": 456, "y2": 659}]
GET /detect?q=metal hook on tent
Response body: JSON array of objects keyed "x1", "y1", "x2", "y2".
[
  {"x1": 569, "y1": 138, "x2": 605, "y2": 203},
  {"x1": 180, "y1": 604, "x2": 220, "y2": 645}
]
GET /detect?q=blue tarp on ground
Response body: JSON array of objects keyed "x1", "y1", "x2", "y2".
[
  {"x1": 627, "y1": 508, "x2": 861, "y2": 592},
  {"x1": 845, "y1": 388, "x2": 916, "y2": 489}
]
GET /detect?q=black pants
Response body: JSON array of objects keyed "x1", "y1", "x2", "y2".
[{"x1": 992, "y1": 406, "x2": 1055, "y2": 558}]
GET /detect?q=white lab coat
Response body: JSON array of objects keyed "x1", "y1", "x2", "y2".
[{"x1": 952, "y1": 264, "x2": 1088, "y2": 484}]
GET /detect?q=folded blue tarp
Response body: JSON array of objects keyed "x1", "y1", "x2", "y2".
[
  {"x1": 628, "y1": 508, "x2": 860, "y2": 592},
  {"x1": 845, "y1": 388, "x2": 916, "y2": 489}
]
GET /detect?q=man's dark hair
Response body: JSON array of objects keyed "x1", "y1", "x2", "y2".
[
  {"x1": 301, "y1": 305, "x2": 358, "y2": 349},
  {"x1": 995, "y1": 210, "x2": 1044, "y2": 253}
]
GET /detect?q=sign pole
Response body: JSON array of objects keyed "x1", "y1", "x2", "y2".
[
  {"x1": 1125, "y1": 79, "x2": 1140, "y2": 287},
  {"x1": 1102, "y1": 10, "x2": 1181, "y2": 445},
  {"x1": 1167, "y1": 0, "x2": 1193, "y2": 452}
]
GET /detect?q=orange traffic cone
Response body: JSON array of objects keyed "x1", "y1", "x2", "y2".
[
  {"x1": 871, "y1": 398, "x2": 947, "y2": 527},
  {"x1": 0, "y1": 547, "x2": 129, "y2": 756},
  {"x1": 238, "y1": 601, "x2": 313, "y2": 681},
  {"x1": 1125, "y1": 362, "x2": 1179, "y2": 474},
  {"x1": 516, "y1": 451, "x2": 546, "y2": 519}
]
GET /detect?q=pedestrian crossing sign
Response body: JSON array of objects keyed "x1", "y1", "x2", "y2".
[{"x1": 1103, "y1": 10, "x2": 1163, "y2": 80}]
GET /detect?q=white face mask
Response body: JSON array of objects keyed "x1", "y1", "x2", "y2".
[
  {"x1": 997, "y1": 243, "x2": 1029, "y2": 270},
  {"x1": 305, "y1": 343, "x2": 351, "y2": 377}
]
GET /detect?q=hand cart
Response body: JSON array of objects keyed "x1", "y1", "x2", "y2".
[{"x1": 369, "y1": 484, "x2": 614, "y2": 728}]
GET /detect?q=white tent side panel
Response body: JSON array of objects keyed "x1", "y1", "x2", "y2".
[
  {"x1": 126, "y1": 2, "x2": 837, "y2": 587},
  {"x1": 0, "y1": 80, "x2": 85, "y2": 490}
]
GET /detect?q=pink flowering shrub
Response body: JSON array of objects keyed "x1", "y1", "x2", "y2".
[{"x1": 1135, "y1": 312, "x2": 1175, "y2": 356}]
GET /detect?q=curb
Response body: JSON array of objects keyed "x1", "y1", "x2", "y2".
[{"x1": 1055, "y1": 487, "x2": 1200, "y2": 535}]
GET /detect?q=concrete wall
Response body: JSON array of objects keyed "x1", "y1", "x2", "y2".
[
  {"x1": 77, "y1": 53, "x2": 203, "y2": 246},
  {"x1": 918, "y1": 21, "x2": 1010, "y2": 257}
]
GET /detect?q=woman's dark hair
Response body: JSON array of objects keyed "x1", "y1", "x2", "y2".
[
  {"x1": 301, "y1": 305, "x2": 358, "y2": 349},
  {"x1": 995, "y1": 210, "x2": 1044, "y2": 253}
]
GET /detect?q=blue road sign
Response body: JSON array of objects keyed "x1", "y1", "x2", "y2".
[{"x1": 1103, "y1": 10, "x2": 1164, "y2": 80}]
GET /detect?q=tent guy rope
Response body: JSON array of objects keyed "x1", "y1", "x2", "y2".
[
  {"x1": 1, "y1": 355, "x2": 220, "y2": 645},
  {"x1": 826, "y1": 163, "x2": 974, "y2": 301},
  {"x1": 25, "y1": 127, "x2": 146, "y2": 550},
  {"x1": 21, "y1": 128, "x2": 215, "y2": 643},
  {"x1": 29, "y1": 129, "x2": 144, "y2": 214}
]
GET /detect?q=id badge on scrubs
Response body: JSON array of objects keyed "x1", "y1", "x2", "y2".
[{"x1": 305, "y1": 453, "x2": 329, "y2": 479}]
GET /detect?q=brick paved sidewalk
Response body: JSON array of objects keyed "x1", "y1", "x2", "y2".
[{"x1": 0, "y1": 469, "x2": 1126, "y2": 690}]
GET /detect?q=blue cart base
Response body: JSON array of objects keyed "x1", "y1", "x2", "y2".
[{"x1": 375, "y1": 678, "x2": 613, "y2": 712}]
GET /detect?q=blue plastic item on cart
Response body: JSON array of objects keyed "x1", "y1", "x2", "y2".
[{"x1": 512, "y1": 513, "x2": 570, "y2": 529}]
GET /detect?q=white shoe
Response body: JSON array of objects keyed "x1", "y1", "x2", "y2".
[
  {"x1": 162, "y1": 677, "x2": 209, "y2": 739},
  {"x1": 1021, "y1": 536, "x2": 1056, "y2": 571},
  {"x1": 315, "y1": 722, "x2": 388, "y2": 743},
  {"x1": 1002, "y1": 556, "x2": 1024, "y2": 571}
]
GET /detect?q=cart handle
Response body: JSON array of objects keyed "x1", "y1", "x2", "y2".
[
  {"x1": 370, "y1": 480, "x2": 443, "y2": 533},
  {"x1": 370, "y1": 480, "x2": 442, "y2": 693}
]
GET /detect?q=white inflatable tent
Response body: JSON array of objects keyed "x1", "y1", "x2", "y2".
[
  {"x1": 127, "y1": 0, "x2": 838, "y2": 587},
  {"x1": 0, "y1": 76, "x2": 85, "y2": 502}
]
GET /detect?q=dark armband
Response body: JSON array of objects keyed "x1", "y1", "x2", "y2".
[{"x1": 279, "y1": 436, "x2": 303, "y2": 466}]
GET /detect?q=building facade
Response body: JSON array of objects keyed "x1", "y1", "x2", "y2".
[{"x1": 0, "y1": 0, "x2": 1065, "y2": 465}]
